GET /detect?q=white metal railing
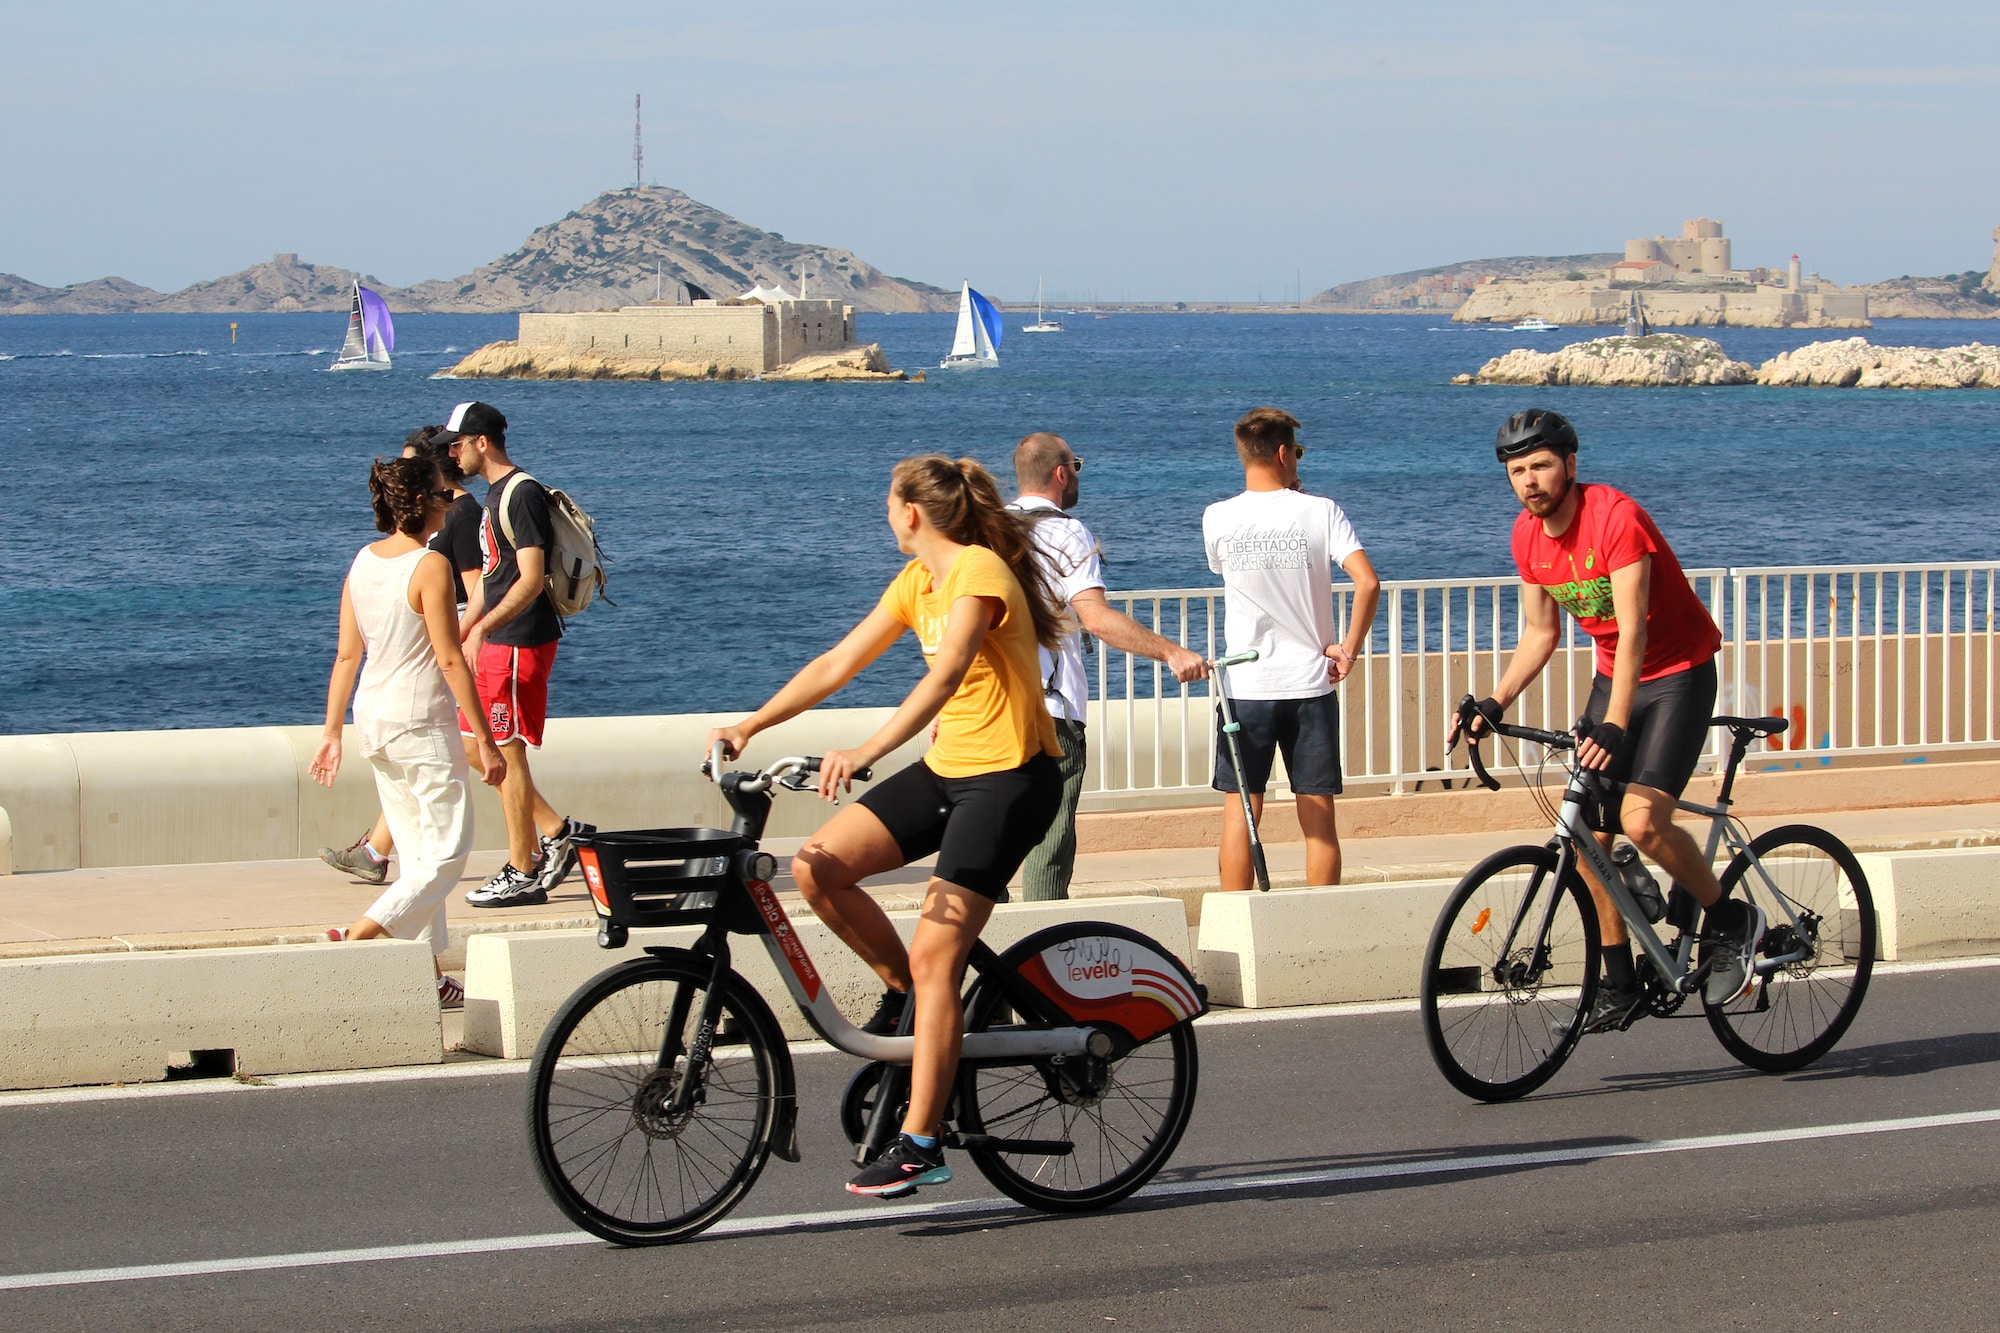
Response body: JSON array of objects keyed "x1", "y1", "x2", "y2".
[{"x1": 1087, "y1": 561, "x2": 1999, "y2": 801}]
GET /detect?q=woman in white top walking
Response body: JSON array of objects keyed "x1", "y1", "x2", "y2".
[{"x1": 310, "y1": 456, "x2": 506, "y2": 1004}]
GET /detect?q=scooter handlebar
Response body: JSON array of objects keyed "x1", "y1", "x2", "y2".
[{"x1": 1212, "y1": 650, "x2": 1261, "y2": 669}]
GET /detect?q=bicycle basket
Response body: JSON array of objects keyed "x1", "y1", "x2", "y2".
[{"x1": 573, "y1": 828, "x2": 743, "y2": 929}]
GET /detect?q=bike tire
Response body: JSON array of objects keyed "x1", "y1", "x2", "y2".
[
  {"x1": 956, "y1": 934, "x2": 1199, "y2": 1212},
  {"x1": 1421, "y1": 843, "x2": 1600, "y2": 1102},
  {"x1": 525, "y1": 953, "x2": 781, "y2": 1245},
  {"x1": 1704, "y1": 824, "x2": 1875, "y2": 1072}
]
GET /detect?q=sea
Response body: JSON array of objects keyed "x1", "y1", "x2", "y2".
[{"x1": 2, "y1": 312, "x2": 1994, "y2": 736}]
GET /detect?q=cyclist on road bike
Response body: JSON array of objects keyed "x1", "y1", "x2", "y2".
[
  {"x1": 707, "y1": 455, "x2": 1066, "y2": 1199},
  {"x1": 1453, "y1": 408, "x2": 1762, "y2": 1032}
]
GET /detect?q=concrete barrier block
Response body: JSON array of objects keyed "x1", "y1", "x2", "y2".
[
  {"x1": 0, "y1": 804, "x2": 11, "y2": 876},
  {"x1": 0, "y1": 735, "x2": 80, "y2": 872},
  {"x1": 0, "y1": 940, "x2": 441, "y2": 1090},
  {"x1": 68, "y1": 727, "x2": 299, "y2": 868},
  {"x1": 463, "y1": 895, "x2": 1190, "y2": 1059},
  {"x1": 1195, "y1": 880, "x2": 1457, "y2": 1008},
  {"x1": 1855, "y1": 847, "x2": 2000, "y2": 961}
]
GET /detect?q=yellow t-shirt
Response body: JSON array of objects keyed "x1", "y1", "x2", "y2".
[{"x1": 880, "y1": 546, "x2": 1062, "y2": 778}]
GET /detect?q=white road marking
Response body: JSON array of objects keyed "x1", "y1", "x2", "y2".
[
  {"x1": 1, "y1": 953, "x2": 1992, "y2": 1111},
  {"x1": 4, "y1": 1104, "x2": 1999, "y2": 1291}
]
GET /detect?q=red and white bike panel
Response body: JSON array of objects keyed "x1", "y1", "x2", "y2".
[{"x1": 1015, "y1": 934, "x2": 1203, "y2": 1044}]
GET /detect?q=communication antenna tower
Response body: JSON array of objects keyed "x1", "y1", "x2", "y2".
[{"x1": 633, "y1": 94, "x2": 644, "y2": 189}]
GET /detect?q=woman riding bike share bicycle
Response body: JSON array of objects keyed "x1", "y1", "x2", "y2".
[
  {"x1": 707, "y1": 455, "x2": 1066, "y2": 1199},
  {"x1": 1451, "y1": 408, "x2": 1763, "y2": 1034}
]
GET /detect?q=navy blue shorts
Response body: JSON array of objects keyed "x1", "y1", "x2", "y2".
[{"x1": 1212, "y1": 692, "x2": 1344, "y2": 797}]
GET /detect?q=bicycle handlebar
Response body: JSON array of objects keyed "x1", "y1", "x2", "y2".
[
  {"x1": 1450, "y1": 694, "x2": 1577, "y2": 792},
  {"x1": 702, "y1": 743, "x2": 873, "y2": 792}
]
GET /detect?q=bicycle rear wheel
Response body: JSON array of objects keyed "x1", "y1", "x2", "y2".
[
  {"x1": 956, "y1": 964, "x2": 1198, "y2": 1212},
  {"x1": 1705, "y1": 825, "x2": 1875, "y2": 1072},
  {"x1": 1421, "y1": 844, "x2": 1600, "y2": 1102},
  {"x1": 526, "y1": 953, "x2": 780, "y2": 1245}
]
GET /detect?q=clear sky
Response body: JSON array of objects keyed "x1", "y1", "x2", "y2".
[{"x1": 7, "y1": 2, "x2": 1998, "y2": 301}]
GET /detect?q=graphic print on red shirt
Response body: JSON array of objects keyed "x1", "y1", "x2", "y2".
[{"x1": 1511, "y1": 483, "x2": 1721, "y2": 681}]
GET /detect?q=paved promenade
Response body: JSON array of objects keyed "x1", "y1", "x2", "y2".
[{"x1": 4, "y1": 800, "x2": 1997, "y2": 967}]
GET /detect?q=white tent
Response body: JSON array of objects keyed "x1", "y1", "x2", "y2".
[{"x1": 739, "y1": 284, "x2": 798, "y2": 304}]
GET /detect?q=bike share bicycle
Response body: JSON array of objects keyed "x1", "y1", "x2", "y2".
[
  {"x1": 524, "y1": 745, "x2": 1208, "y2": 1244},
  {"x1": 1419, "y1": 695, "x2": 1875, "y2": 1101}
]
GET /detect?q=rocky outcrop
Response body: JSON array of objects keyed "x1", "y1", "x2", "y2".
[
  {"x1": 1754, "y1": 338, "x2": 2000, "y2": 388},
  {"x1": 1456, "y1": 334, "x2": 1754, "y2": 387},
  {"x1": 1843, "y1": 277, "x2": 2000, "y2": 320},
  {"x1": 442, "y1": 340, "x2": 905, "y2": 382},
  {"x1": 1310, "y1": 255, "x2": 1619, "y2": 309},
  {"x1": 760, "y1": 344, "x2": 906, "y2": 381},
  {"x1": 0, "y1": 187, "x2": 953, "y2": 316}
]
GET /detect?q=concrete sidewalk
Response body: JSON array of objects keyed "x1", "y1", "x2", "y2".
[{"x1": 4, "y1": 800, "x2": 1997, "y2": 966}]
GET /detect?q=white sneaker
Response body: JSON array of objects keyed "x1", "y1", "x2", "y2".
[
  {"x1": 465, "y1": 862, "x2": 547, "y2": 908},
  {"x1": 533, "y1": 818, "x2": 595, "y2": 894}
]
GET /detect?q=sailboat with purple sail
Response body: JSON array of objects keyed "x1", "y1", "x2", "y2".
[{"x1": 330, "y1": 280, "x2": 394, "y2": 372}]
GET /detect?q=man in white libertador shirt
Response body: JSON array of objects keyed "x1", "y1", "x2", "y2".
[
  {"x1": 1203, "y1": 407, "x2": 1381, "y2": 891},
  {"x1": 1009, "y1": 432, "x2": 1209, "y2": 900}
]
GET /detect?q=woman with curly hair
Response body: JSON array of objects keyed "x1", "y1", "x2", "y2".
[
  {"x1": 310, "y1": 455, "x2": 506, "y2": 1005},
  {"x1": 708, "y1": 455, "x2": 1066, "y2": 1199}
]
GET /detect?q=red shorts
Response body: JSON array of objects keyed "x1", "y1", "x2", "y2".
[{"x1": 459, "y1": 640, "x2": 558, "y2": 747}]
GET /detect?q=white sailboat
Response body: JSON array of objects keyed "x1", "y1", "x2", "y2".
[
  {"x1": 940, "y1": 281, "x2": 1002, "y2": 369},
  {"x1": 1022, "y1": 275, "x2": 1063, "y2": 333},
  {"x1": 330, "y1": 280, "x2": 394, "y2": 372}
]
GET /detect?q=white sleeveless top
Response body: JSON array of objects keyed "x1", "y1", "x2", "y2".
[{"x1": 348, "y1": 545, "x2": 457, "y2": 754}]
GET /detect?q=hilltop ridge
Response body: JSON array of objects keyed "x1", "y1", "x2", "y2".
[{"x1": 0, "y1": 188, "x2": 952, "y2": 315}]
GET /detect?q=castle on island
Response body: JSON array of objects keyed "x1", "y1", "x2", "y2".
[{"x1": 1450, "y1": 218, "x2": 1871, "y2": 328}]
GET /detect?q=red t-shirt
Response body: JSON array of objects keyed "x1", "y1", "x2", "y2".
[{"x1": 1510, "y1": 483, "x2": 1721, "y2": 681}]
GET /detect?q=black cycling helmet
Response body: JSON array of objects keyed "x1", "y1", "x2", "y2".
[{"x1": 1494, "y1": 408, "x2": 1579, "y2": 462}]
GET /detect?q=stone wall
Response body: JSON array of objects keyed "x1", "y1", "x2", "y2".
[
  {"x1": 1454, "y1": 282, "x2": 1868, "y2": 328},
  {"x1": 516, "y1": 299, "x2": 855, "y2": 375}
]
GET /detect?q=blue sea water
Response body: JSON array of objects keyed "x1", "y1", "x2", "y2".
[{"x1": 2, "y1": 312, "x2": 1994, "y2": 735}]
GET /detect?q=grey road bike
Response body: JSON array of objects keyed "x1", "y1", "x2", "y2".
[
  {"x1": 1420, "y1": 696, "x2": 1876, "y2": 1102},
  {"x1": 525, "y1": 747, "x2": 1207, "y2": 1244}
]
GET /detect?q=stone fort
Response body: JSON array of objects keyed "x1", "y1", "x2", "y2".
[{"x1": 516, "y1": 297, "x2": 857, "y2": 375}]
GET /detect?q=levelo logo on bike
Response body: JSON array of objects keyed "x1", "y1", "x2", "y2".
[{"x1": 1052, "y1": 937, "x2": 1128, "y2": 998}]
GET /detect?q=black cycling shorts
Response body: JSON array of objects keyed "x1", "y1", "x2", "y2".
[
  {"x1": 854, "y1": 754, "x2": 1063, "y2": 900},
  {"x1": 1580, "y1": 658, "x2": 1718, "y2": 801}
]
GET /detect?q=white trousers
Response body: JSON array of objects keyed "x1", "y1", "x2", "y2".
[{"x1": 362, "y1": 725, "x2": 473, "y2": 954}]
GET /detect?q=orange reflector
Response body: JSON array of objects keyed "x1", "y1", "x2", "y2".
[
  {"x1": 1470, "y1": 908, "x2": 1491, "y2": 934},
  {"x1": 578, "y1": 848, "x2": 610, "y2": 915}
]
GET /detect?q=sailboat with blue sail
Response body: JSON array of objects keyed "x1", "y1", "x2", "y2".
[
  {"x1": 940, "y1": 281, "x2": 1001, "y2": 369},
  {"x1": 330, "y1": 280, "x2": 394, "y2": 372}
]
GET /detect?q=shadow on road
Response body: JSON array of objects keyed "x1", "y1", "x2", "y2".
[{"x1": 1780, "y1": 1030, "x2": 2000, "y2": 1083}]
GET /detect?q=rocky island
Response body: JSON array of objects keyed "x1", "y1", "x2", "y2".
[
  {"x1": 1454, "y1": 334, "x2": 1754, "y2": 386},
  {"x1": 1458, "y1": 333, "x2": 2000, "y2": 389}
]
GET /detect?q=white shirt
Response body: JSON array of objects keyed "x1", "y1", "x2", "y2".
[
  {"x1": 1202, "y1": 488, "x2": 1365, "y2": 699},
  {"x1": 1010, "y1": 495, "x2": 1105, "y2": 724}
]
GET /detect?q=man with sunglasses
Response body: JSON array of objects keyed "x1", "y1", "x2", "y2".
[
  {"x1": 1008, "y1": 432, "x2": 1208, "y2": 900},
  {"x1": 1458, "y1": 407, "x2": 1759, "y2": 1034},
  {"x1": 1203, "y1": 407, "x2": 1380, "y2": 892}
]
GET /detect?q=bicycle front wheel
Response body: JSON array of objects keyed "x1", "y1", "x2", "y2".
[
  {"x1": 1421, "y1": 844, "x2": 1600, "y2": 1102},
  {"x1": 526, "y1": 954, "x2": 780, "y2": 1245},
  {"x1": 1705, "y1": 825, "x2": 1875, "y2": 1072},
  {"x1": 957, "y1": 973, "x2": 1198, "y2": 1212}
]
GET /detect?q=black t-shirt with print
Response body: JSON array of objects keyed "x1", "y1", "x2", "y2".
[
  {"x1": 428, "y1": 492, "x2": 484, "y2": 605},
  {"x1": 480, "y1": 471, "x2": 562, "y2": 646}
]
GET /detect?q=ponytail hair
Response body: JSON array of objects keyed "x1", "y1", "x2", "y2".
[
  {"x1": 368, "y1": 456, "x2": 438, "y2": 537},
  {"x1": 890, "y1": 455, "x2": 1067, "y2": 650}
]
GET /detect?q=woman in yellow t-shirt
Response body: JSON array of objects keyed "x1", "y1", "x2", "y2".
[{"x1": 708, "y1": 455, "x2": 1065, "y2": 1199}]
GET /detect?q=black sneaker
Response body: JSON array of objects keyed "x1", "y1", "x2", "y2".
[
  {"x1": 861, "y1": 989, "x2": 910, "y2": 1036},
  {"x1": 464, "y1": 862, "x2": 548, "y2": 908},
  {"x1": 1703, "y1": 900, "x2": 1767, "y2": 1005},
  {"x1": 1555, "y1": 983, "x2": 1647, "y2": 1038},
  {"x1": 533, "y1": 817, "x2": 595, "y2": 894},
  {"x1": 847, "y1": 1134, "x2": 952, "y2": 1198}
]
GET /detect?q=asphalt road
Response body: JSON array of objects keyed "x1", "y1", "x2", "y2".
[{"x1": 4, "y1": 961, "x2": 1999, "y2": 1331}]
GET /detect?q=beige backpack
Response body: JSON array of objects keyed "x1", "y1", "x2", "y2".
[{"x1": 496, "y1": 472, "x2": 610, "y2": 618}]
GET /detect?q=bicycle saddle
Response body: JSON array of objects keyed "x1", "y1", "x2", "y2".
[{"x1": 1710, "y1": 715, "x2": 1789, "y2": 739}]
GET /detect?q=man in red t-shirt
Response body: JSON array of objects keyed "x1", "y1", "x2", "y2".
[{"x1": 1458, "y1": 408, "x2": 1760, "y2": 1034}]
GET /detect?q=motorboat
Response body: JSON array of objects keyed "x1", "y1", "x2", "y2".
[{"x1": 1510, "y1": 318, "x2": 1560, "y2": 333}]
